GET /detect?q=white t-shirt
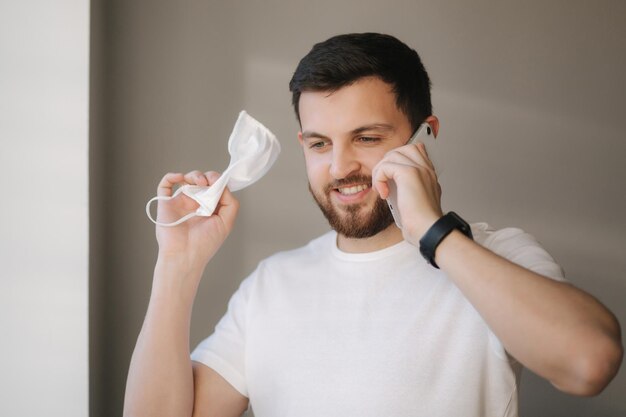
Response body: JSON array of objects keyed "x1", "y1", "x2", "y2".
[{"x1": 191, "y1": 223, "x2": 564, "y2": 417}]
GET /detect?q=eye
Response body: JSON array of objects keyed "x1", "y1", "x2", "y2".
[
  {"x1": 309, "y1": 140, "x2": 329, "y2": 150},
  {"x1": 357, "y1": 136, "x2": 380, "y2": 144}
]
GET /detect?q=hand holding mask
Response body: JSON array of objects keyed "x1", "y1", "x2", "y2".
[{"x1": 146, "y1": 111, "x2": 281, "y2": 227}]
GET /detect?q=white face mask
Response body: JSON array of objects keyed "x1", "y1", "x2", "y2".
[{"x1": 146, "y1": 111, "x2": 281, "y2": 226}]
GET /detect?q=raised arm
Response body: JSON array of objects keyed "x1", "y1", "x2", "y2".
[
  {"x1": 373, "y1": 142, "x2": 623, "y2": 396},
  {"x1": 123, "y1": 171, "x2": 248, "y2": 417},
  {"x1": 432, "y1": 229, "x2": 622, "y2": 395}
]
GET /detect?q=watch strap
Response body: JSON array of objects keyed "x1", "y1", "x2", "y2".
[{"x1": 419, "y1": 212, "x2": 473, "y2": 269}]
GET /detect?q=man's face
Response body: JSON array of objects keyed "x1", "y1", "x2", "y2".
[{"x1": 298, "y1": 77, "x2": 413, "y2": 238}]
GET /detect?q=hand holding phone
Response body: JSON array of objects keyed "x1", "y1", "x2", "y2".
[{"x1": 386, "y1": 122, "x2": 436, "y2": 229}]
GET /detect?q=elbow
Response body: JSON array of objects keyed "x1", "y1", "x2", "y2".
[
  {"x1": 555, "y1": 335, "x2": 623, "y2": 396},
  {"x1": 577, "y1": 339, "x2": 623, "y2": 396}
]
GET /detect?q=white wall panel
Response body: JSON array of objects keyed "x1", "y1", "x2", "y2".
[{"x1": 0, "y1": 1, "x2": 89, "y2": 416}]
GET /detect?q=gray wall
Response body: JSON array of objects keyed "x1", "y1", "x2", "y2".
[{"x1": 90, "y1": 1, "x2": 626, "y2": 416}]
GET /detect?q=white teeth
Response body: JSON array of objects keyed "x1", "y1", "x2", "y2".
[{"x1": 338, "y1": 184, "x2": 369, "y2": 195}]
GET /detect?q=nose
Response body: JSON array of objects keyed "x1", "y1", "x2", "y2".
[{"x1": 329, "y1": 144, "x2": 360, "y2": 180}]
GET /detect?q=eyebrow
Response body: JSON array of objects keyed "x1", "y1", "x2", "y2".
[
  {"x1": 301, "y1": 123, "x2": 395, "y2": 140},
  {"x1": 352, "y1": 123, "x2": 395, "y2": 135},
  {"x1": 301, "y1": 130, "x2": 331, "y2": 140}
]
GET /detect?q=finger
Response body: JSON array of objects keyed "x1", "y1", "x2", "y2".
[
  {"x1": 204, "y1": 171, "x2": 221, "y2": 186},
  {"x1": 372, "y1": 161, "x2": 415, "y2": 199},
  {"x1": 203, "y1": 170, "x2": 239, "y2": 229},
  {"x1": 383, "y1": 147, "x2": 437, "y2": 179},
  {"x1": 375, "y1": 178, "x2": 390, "y2": 199},
  {"x1": 372, "y1": 163, "x2": 403, "y2": 199},
  {"x1": 184, "y1": 170, "x2": 209, "y2": 186},
  {"x1": 157, "y1": 172, "x2": 184, "y2": 196},
  {"x1": 383, "y1": 149, "x2": 419, "y2": 166},
  {"x1": 214, "y1": 186, "x2": 240, "y2": 231},
  {"x1": 387, "y1": 142, "x2": 435, "y2": 171},
  {"x1": 374, "y1": 157, "x2": 438, "y2": 197}
]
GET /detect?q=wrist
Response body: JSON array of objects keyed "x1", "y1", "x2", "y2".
[
  {"x1": 419, "y1": 212, "x2": 473, "y2": 269},
  {"x1": 154, "y1": 255, "x2": 206, "y2": 292},
  {"x1": 402, "y1": 210, "x2": 442, "y2": 246},
  {"x1": 414, "y1": 214, "x2": 442, "y2": 240},
  {"x1": 156, "y1": 247, "x2": 211, "y2": 272}
]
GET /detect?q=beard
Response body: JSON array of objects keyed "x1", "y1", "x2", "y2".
[{"x1": 308, "y1": 174, "x2": 395, "y2": 239}]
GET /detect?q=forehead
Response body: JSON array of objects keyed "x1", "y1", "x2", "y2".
[{"x1": 298, "y1": 77, "x2": 408, "y2": 134}]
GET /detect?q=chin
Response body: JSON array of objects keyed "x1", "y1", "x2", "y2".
[{"x1": 319, "y1": 195, "x2": 394, "y2": 239}]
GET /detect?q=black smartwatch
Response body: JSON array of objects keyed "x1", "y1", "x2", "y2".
[{"x1": 419, "y1": 212, "x2": 473, "y2": 269}]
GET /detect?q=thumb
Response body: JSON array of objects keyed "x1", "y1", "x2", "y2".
[{"x1": 214, "y1": 186, "x2": 239, "y2": 231}]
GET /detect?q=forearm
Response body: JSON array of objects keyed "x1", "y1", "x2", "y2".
[
  {"x1": 436, "y1": 231, "x2": 623, "y2": 395},
  {"x1": 123, "y1": 258, "x2": 204, "y2": 417}
]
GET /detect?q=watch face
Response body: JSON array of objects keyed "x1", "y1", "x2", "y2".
[{"x1": 449, "y1": 212, "x2": 473, "y2": 240}]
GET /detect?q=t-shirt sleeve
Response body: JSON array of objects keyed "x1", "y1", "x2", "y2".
[
  {"x1": 477, "y1": 224, "x2": 566, "y2": 282},
  {"x1": 191, "y1": 271, "x2": 257, "y2": 398}
]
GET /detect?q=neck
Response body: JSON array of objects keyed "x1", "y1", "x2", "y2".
[{"x1": 336, "y1": 224, "x2": 404, "y2": 253}]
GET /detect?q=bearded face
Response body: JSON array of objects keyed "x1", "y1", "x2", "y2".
[
  {"x1": 308, "y1": 174, "x2": 394, "y2": 238},
  {"x1": 297, "y1": 78, "x2": 416, "y2": 241}
]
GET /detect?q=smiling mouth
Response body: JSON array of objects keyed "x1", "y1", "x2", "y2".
[{"x1": 337, "y1": 184, "x2": 370, "y2": 195}]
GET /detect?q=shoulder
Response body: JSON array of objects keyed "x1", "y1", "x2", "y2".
[
  {"x1": 472, "y1": 222, "x2": 538, "y2": 254},
  {"x1": 471, "y1": 222, "x2": 566, "y2": 281}
]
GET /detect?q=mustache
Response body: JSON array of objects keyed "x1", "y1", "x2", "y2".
[{"x1": 324, "y1": 174, "x2": 373, "y2": 193}]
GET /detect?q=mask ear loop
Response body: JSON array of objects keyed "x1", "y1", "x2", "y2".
[{"x1": 145, "y1": 187, "x2": 200, "y2": 227}]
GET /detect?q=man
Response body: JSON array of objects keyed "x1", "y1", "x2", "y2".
[{"x1": 124, "y1": 33, "x2": 622, "y2": 417}]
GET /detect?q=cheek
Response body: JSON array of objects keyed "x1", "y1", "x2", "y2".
[{"x1": 303, "y1": 154, "x2": 329, "y2": 183}]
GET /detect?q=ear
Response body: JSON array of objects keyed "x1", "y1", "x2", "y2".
[
  {"x1": 298, "y1": 131, "x2": 304, "y2": 147},
  {"x1": 424, "y1": 115, "x2": 440, "y2": 138}
]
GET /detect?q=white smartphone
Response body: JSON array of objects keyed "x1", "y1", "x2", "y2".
[{"x1": 386, "y1": 122, "x2": 436, "y2": 229}]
